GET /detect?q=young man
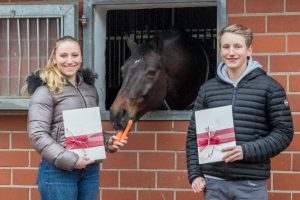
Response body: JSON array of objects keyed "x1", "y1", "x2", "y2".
[{"x1": 186, "y1": 24, "x2": 294, "y2": 200}]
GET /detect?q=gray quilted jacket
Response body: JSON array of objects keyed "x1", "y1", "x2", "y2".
[{"x1": 27, "y1": 68, "x2": 111, "y2": 170}]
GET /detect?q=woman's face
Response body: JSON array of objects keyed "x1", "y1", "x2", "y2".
[
  {"x1": 220, "y1": 32, "x2": 252, "y2": 72},
  {"x1": 54, "y1": 40, "x2": 82, "y2": 84}
]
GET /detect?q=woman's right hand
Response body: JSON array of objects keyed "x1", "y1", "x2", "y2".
[
  {"x1": 74, "y1": 156, "x2": 95, "y2": 169},
  {"x1": 191, "y1": 177, "x2": 206, "y2": 193}
]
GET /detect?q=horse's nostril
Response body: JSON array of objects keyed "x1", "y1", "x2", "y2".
[{"x1": 110, "y1": 108, "x2": 129, "y2": 130}]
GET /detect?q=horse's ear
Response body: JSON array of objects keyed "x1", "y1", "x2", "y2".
[{"x1": 125, "y1": 34, "x2": 137, "y2": 51}]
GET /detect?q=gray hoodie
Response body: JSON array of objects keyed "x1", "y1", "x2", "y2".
[{"x1": 217, "y1": 56, "x2": 262, "y2": 87}]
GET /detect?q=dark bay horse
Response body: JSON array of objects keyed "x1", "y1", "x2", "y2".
[{"x1": 110, "y1": 29, "x2": 212, "y2": 130}]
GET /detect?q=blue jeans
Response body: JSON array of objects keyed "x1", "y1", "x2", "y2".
[{"x1": 37, "y1": 160, "x2": 100, "y2": 200}]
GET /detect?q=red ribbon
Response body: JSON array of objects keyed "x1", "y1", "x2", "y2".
[
  {"x1": 197, "y1": 127, "x2": 235, "y2": 150},
  {"x1": 65, "y1": 132, "x2": 104, "y2": 150}
]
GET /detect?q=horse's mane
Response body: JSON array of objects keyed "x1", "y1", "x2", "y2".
[{"x1": 133, "y1": 28, "x2": 191, "y2": 57}]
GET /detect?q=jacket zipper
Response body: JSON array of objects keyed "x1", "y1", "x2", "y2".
[
  {"x1": 231, "y1": 83, "x2": 237, "y2": 106},
  {"x1": 75, "y1": 85, "x2": 88, "y2": 108}
]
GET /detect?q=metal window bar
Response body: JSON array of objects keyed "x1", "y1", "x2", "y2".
[{"x1": 0, "y1": 17, "x2": 61, "y2": 97}]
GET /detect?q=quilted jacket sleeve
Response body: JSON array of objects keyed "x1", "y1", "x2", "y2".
[
  {"x1": 186, "y1": 88, "x2": 206, "y2": 184},
  {"x1": 241, "y1": 82, "x2": 294, "y2": 162},
  {"x1": 28, "y1": 86, "x2": 78, "y2": 170}
]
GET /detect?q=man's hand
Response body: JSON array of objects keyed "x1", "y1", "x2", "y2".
[
  {"x1": 222, "y1": 145, "x2": 243, "y2": 163},
  {"x1": 191, "y1": 177, "x2": 206, "y2": 193}
]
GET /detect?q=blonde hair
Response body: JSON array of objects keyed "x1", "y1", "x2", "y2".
[
  {"x1": 219, "y1": 24, "x2": 253, "y2": 48},
  {"x1": 40, "y1": 36, "x2": 81, "y2": 93}
]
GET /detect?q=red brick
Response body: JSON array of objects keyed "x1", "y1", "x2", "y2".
[
  {"x1": 269, "y1": 75, "x2": 287, "y2": 92},
  {"x1": 123, "y1": 133, "x2": 155, "y2": 150},
  {"x1": 288, "y1": 94, "x2": 300, "y2": 112},
  {"x1": 273, "y1": 173, "x2": 300, "y2": 190},
  {"x1": 30, "y1": 151, "x2": 41, "y2": 167},
  {"x1": 100, "y1": 170, "x2": 118, "y2": 187},
  {"x1": 0, "y1": 133, "x2": 9, "y2": 149},
  {"x1": 292, "y1": 154, "x2": 300, "y2": 171},
  {"x1": 31, "y1": 188, "x2": 40, "y2": 200},
  {"x1": 102, "y1": 152, "x2": 137, "y2": 169},
  {"x1": 287, "y1": 35, "x2": 300, "y2": 52},
  {"x1": 286, "y1": 0, "x2": 300, "y2": 12},
  {"x1": 139, "y1": 152, "x2": 175, "y2": 169},
  {"x1": 253, "y1": 56, "x2": 268, "y2": 71},
  {"x1": 270, "y1": 55, "x2": 300, "y2": 72},
  {"x1": 228, "y1": 16, "x2": 265, "y2": 33},
  {"x1": 157, "y1": 133, "x2": 186, "y2": 151},
  {"x1": 0, "y1": 151, "x2": 28, "y2": 167},
  {"x1": 137, "y1": 121, "x2": 172, "y2": 131},
  {"x1": 176, "y1": 191, "x2": 204, "y2": 200},
  {"x1": 227, "y1": 0, "x2": 244, "y2": 14},
  {"x1": 139, "y1": 190, "x2": 174, "y2": 200},
  {"x1": 177, "y1": 152, "x2": 186, "y2": 170},
  {"x1": 0, "y1": 188, "x2": 29, "y2": 200},
  {"x1": 293, "y1": 193, "x2": 300, "y2": 200},
  {"x1": 269, "y1": 192, "x2": 291, "y2": 200},
  {"x1": 271, "y1": 153, "x2": 291, "y2": 171},
  {"x1": 12, "y1": 133, "x2": 31, "y2": 149},
  {"x1": 253, "y1": 35, "x2": 285, "y2": 53},
  {"x1": 289, "y1": 75, "x2": 300, "y2": 92},
  {"x1": 0, "y1": 169, "x2": 11, "y2": 185},
  {"x1": 101, "y1": 189, "x2": 137, "y2": 200},
  {"x1": 13, "y1": 169, "x2": 37, "y2": 185},
  {"x1": 120, "y1": 171, "x2": 155, "y2": 188},
  {"x1": 292, "y1": 115, "x2": 300, "y2": 132},
  {"x1": 246, "y1": 0, "x2": 284, "y2": 13},
  {"x1": 286, "y1": 134, "x2": 300, "y2": 151},
  {"x1": 0, "y1": 115, "x2": 27, "y2": 131},
  {"x1": 174, "y1": 121, "x2": 189, "y2": 132},
  {"x1": 268, "y1": 15, "x2": 300, "y2": 32},
  {"x1": 157, "y1": 172, "x2": 190, "y2": 189},
  {"x1": 102, "y1": 120, "x2": 116, "y2": 132}
]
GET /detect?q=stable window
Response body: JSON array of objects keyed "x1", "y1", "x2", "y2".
[
  {"x1": 0, "y1": 4, "x2": 78, "y2": 110},
  {"x1": 83, "y1": 0, "x2": 226, "y2": 120}
]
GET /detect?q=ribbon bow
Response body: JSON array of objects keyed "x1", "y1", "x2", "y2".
[
  {"x1": 65, "y1": 130, "x2": 104, "y2": 150},
  {"x1": 197, "y1": 127, "x2": 235, "y2": 151}
]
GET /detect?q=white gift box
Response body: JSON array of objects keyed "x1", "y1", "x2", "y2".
[
  {"x1": 62, "y1": 107, "x2": 106, "y2": 161},
  {"x1": 195, "y1": 105, "x2": 236, "y2": 164}
]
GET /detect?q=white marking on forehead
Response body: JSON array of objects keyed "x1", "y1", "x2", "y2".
[{"x1": 134, "y1": 59, "x2": 141, "y2": 64}]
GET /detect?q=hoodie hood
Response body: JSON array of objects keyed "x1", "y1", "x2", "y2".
[
  {"x1": 217, "y1": 56, "x2": 262, "y2": 86},
  {"x1": 26, "y1": 68, "x2": 98, "y2": 95}
]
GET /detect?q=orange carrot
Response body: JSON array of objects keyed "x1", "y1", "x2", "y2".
[
  {"x1": 120, "y1": 119, "x2": 133, "y2": 140},
  {"x1": 115, "y1": 130, "x2": 123, "y2": 140}
]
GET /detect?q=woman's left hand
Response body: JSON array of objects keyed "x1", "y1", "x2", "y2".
[
  {"x1": 222, "y1": 145, "x2": 243, "y2": 163},
  {"x1": 107, "y1": 135, "x2": 128, "y2": 152}
]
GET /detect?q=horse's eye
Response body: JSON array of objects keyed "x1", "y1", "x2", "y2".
[{"x1": 146, "y1": 70, "x2": 156, "y2": 78}]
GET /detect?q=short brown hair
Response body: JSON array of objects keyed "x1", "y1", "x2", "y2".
[{"x1": 219, "y1": 24, "x2": 253, "y2": 48}]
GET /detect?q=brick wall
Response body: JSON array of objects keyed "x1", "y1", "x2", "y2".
[{"x1": 0, "y1": 0, "x2": 299, "y2": 200}]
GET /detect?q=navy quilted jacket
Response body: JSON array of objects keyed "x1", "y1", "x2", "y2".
[{"x1": 186, "y1": 66, "x2": 293, "y2": 184}]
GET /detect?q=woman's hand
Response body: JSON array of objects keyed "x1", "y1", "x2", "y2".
[
  {"x1": 74, "y1": 156, "x2": 95, "y2": 169},
  {"x1": 222, "y1": 145, "x2": 243, "y2": 163},
  {"x1": 107, "y1": 135, "x2": 128, "y2": 152},
  {"x1": 192, "y1": 177, "x2": 206, "y2": 193}
]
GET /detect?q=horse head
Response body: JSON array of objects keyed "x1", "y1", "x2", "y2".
[
  {"x1": 110, "y1": 36, "x2": 168, "y2": 130},
  {"x1": 110, "y1": 29, "x2": 211, "y2": 130}
]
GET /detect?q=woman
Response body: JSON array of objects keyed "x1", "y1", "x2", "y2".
[
  {"x1": 186, "y1": 24, "x2": 293, "y2": 199},
  {"x1": 27, "y1": 36, "x2": 126, "y2": 200}
]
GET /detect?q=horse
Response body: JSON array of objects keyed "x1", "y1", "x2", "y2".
[{"x1": 110, "y1": 29, "x2": 213, "y2": 130}]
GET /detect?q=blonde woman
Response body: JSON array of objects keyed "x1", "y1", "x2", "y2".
[{"x1": 27, "y1": 36, "x2": 126, "y2": 200}]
